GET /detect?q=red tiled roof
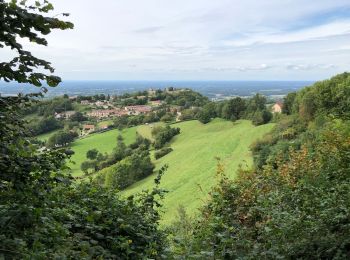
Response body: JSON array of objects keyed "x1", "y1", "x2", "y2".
[{"x1": 83, "y1": 124, "x2": 95, "y2": 129}]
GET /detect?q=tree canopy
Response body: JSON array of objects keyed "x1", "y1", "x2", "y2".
[{"x1": 0, "y1": 0, "x2": 73, "y2": 87}]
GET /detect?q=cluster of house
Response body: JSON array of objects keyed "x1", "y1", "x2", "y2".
[
  {"x1": 272, "y1": 102, "x2": 283, "y2": 113},
  {"x1": 81, "y1": 123, "x2": 110, "y2": 135},
  {"x1": 54, "y1": 103, "x2": 160, "y2": 122},
  {"x1": 87, "y1": 109, "x2": 128, "y2": 118},
  {"x1": 124, "y1": 105, "x2": 152, "y2": 115},
  {"x1": 54, "y1": 111, "x2": 76, "y2": 119},
  {"x1": 80, "y1": 100, "x2": 111, "y2": 109},
  {"x1": 86, "y1": 105, "x2": 153, "y2": 119}
]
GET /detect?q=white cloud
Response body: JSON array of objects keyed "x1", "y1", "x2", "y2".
[
  {"x1": 202, "y1": 64, "x2": 272, "y2": 72},
  {"x1": 286, "y1": 64, "x2": 337, "y2": 70},
  {"x1": 223, "y1": 20, "x2": 350, "y2": 47},
  {"x1": 1, "y1": 0, "x2": 350, "y2": 80}
]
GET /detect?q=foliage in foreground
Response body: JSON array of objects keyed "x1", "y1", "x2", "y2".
[
  {"x1": 0, "y1": 1, "x2": 168, "y2": 258},
  {"x1": 0, "y1": 0, "x2": 73, "y2": 87},
  {"x1": 0, "y1": 95, "x2": 168, "y2": 259}
]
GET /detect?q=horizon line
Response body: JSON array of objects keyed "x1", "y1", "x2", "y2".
[{"x1": 58, "y1": 79, "x2": 316, "y2": 82}]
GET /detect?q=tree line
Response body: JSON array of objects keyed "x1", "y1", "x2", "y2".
[{"x1": 198, "y1": 93, "x2": 272, "y2": 125}]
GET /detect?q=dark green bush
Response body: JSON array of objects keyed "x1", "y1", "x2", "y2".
[{"x1": 155, "y1": 147, "x2": 173, "y2": 159}]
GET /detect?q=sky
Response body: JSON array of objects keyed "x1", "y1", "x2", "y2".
[{"x1": 3, "y1": 0, "x2": 350, "y2": 81}]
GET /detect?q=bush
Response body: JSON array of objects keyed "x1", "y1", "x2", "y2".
[
  {"x1": 70, "y1": 111, "x2": 87, "y2": 122},
  {"x1": 86, "y1": 148, "x2": 99, "y2": 160},
  {"x1": 47, "y1": 130, "x2": 78, "y2": 147},
  {"x1": 28, "y1": 116, "x2": 62, "y2": 135},
  {"x1": 153, "y1": 126, "x2": 180, "y2": 149},
  {"x1": 155, "y1": 147, "x2": 173, "y2": 159},
  {"x1": 160, "y1": 113, "x2": 174, "y2": 122},
  {"x1": 104, "y1": 151, "x2": 155, "y2": 190}
]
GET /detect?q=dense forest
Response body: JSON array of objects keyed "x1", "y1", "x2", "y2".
[{"x1": 1, "y1": 1, "x2": 350, "y2": 259}]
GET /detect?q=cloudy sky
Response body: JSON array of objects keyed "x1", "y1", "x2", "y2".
[{"x1": 6, "y1": 0, "x2": 350, "y2": 80}]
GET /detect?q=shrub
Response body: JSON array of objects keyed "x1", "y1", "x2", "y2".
[
  {"x1": 153, "y1": 126, "x2": 180, "y2": 149},
  {"x1": 155, "y1": 147, "x2": 173, "y2": 159},
  {"x1": 103, "y1": 151, "x2": 155, "y2": 190},
  {"x1": 47, "y1": 130, "x2": 78, "y2": 147}
]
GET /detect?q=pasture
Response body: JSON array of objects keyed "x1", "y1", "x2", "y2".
[{"x1": 123, "y1": 119, "x2": 274, "y2": 224}]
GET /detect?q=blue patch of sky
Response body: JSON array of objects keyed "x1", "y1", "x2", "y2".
[{"x1": 285, "y1": 6, "x2": 350, "y2": 32}]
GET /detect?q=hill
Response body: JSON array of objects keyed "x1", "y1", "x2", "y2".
[
  {"x1": 180, "y1": 73, "x2": 350, "y2": 259},
  {"x1": 68, "y1": 127, "x2": 138, "y2": 176},
  {"x1": 135, "y1": 122, "x2": 165, "y2": 141},
  {"x1": 36, "y1": 129, "x2": 60, "y2": 142},
  {"x1": 123, "y1": 119, "x2": 274, "y2": 224}
]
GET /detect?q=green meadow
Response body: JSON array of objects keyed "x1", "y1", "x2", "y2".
[
  {"x1": 68, "y1": 127, "x2": 138, "y2": 176},
  {"x1": 123, "y1": 119, "x2": 274, "y2": 224},
  {"x1": 36, "y1": 129, "x2": 60, "y2": 142},
  {"x1": 97, "y1": 120, "x2": 114, "y2": 127},
  {"x1": 66, "y1": 118, "x2": 274, "y2": 223},
  {"x1": 136, "y1": 122, "x2": 165, "y2": 141}
]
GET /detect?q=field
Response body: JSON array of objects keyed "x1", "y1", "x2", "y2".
[
  {"x1": 36, "y1": 129, "x2": 60, "y2": 142},
  {"x1": 68, "y1": 127, "x2": 138, "y2": 176},
  {"x1": 136, "y1": 122, "x2": 165, "y2": 141},
  {"x1": 123, "y1": 119, "x2": 274, "y2": 224},
  {"x1": 97, "y1": 120, "x2": 114, "y2": 127}
]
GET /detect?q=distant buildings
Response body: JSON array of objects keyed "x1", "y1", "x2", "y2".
[
  {"x1": 95, "y1": 100, "x2": 110, "y2": 107},
  {"x1": 124, "y1": 105, "x2": 152, "y2": 115},
  {"x1": 87, "y1": 109, "x2": 127, "y2": 119},
  {"x1": 87, "y1": 109, "x2": 113, "y2": 118},
  {"x1": 83, "y1": 124, "x2": 95, "y2": 133},
  {"x1": 55, "y1": 111, "x2": 76, "y2": 119},
  {"x1": 80, "y1": 100, "x2": 90, "y2": 105},
  {"x1": 148, "y1": 88, "x2": 156, "y2": 96},
  {"x1": 272, "y1": 102, "x2": 283, "y2": 113},
  {"x1": 150, "y1": 100, "x2": 163, "y2": 106},
  {"x1": 100, "y1": 124, "x2": 109, "y2": 130},
  {"x1": 176, "y1": 111, "x2": 182, "y2": 122},
  {"x1": 169, "y1": 106, "x2": 181, "y2": 113}
]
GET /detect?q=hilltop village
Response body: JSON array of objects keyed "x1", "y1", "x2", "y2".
[
  {"x1": 29, "y1": 87, "x2": 192, "y2": 139},
  {"x1": 25, "y1": 87, "x2": 283, "y2": 147}
]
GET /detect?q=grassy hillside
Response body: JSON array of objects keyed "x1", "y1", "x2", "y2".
[
  {"x1": 97, "y1": 120, "x2": 114, "y2": 127},
  {"x1": 69, "y1": 127, "x2": 138, "y2": 176},
  {"x1": 123, "y1": 119, "x2": 274, "y2": 224},
  {"x1": 36, "y1": 129, "x2": 60, "y2": 142},
  {"x1": 136, "y1": 122, "x2": 165, "y2": 141}
]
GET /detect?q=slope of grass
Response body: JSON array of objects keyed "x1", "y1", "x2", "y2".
[
  {"x1": 69, "y1": 127, "x2": 137, "y2": 176},
  {"x1": 136, "y1": 122, "x2": 165, "y2": 141},
  {"x1": 36, "y1": 129, "x2": 60, "y2": 142},
  {"x1": 97, "y1": 120, "x2": 113, "y2": 127},
  {"x1": 123, "y1": 119, "x2": 274, "y2": 224},
  {"x1": 24, "y1": 113, "x2": 44, "y2": 121}
]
